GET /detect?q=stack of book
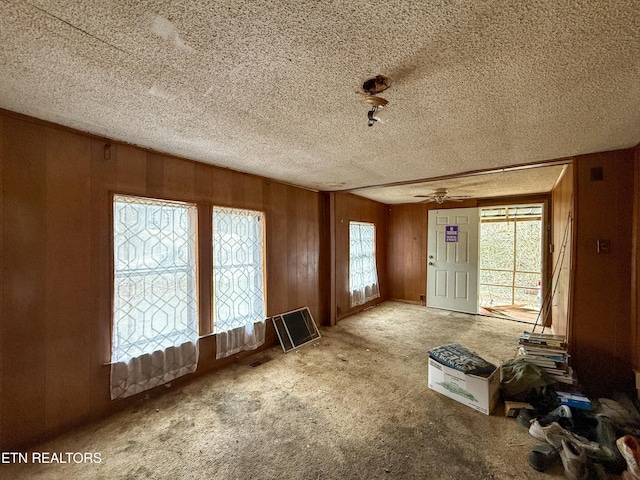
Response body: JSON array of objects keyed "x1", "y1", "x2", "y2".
[{"x1": 516, "y1": 331, "x2": 577, "y2": 385}]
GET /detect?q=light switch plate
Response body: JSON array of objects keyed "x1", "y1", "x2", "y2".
[{"x1": 596, "y1": 239, "x2": 611, "y2": 253}]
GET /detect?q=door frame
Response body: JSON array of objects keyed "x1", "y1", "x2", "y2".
[
  {"x1": 426, "y1": 207, "x2": 480, "y2": 314},
  {"x1": 424, "y1": 196, "x2": 551, "y2": 322},
  {"x1": 477, "y1": 203, "x2": 545, "y2": 323}
]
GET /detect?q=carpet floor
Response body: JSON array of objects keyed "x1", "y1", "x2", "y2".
[{"x1": 1, "y1": 301, "x2": 595, "y2": 479}]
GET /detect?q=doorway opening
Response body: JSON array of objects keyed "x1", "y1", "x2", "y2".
[{"x1": 478, "y1": 204, "x2": 543, "y2": 323}]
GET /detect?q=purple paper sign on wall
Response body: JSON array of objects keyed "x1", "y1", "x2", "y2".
[{"x1": 445, "y1": 225, "x2": 458, "y2": 243}]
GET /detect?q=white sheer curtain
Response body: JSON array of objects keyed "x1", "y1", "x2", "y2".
[
  {"x1": 110, "y1": 195, "x2": 199, "y2": 400},
  {"x1": 349, "y1": 221, "x2": 380, "y2": 307},
  {"x1": 212, "y1": 207, "x2": 267, "y2": 359},
  {"x1": 215, "y1": 322, "x2": 267, "y2": 359}
]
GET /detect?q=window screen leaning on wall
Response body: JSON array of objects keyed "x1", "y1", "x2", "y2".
[
  {"x1": 349, "y1": 221, "x2": 380, "y2": 307},
  {"x1": 110, "y1": 195, "x2": 199, "y2": 400},
  {"x1": 212, "y1": 206, "x2": 267, "y2": 359}
]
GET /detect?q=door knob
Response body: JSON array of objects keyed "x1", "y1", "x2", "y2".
[{"x1": 428, "y1": 262, "x2": 434, "y2": 266}]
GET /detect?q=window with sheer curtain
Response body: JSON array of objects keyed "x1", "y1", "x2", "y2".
[
  {"x1": 212, "y1": 206, "x2": 266, "y2": 358},
  {"x1": 349, "y1": 221, "x2": 380, "y2": 307},
  {"x1": 110, "y1": 195, "x2": 199, "y2": 399}
]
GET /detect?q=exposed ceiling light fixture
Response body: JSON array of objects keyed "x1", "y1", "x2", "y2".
[
  {"x1": 360, "y1": 75, "x2": 391, "y2": 127},
  {"x1": 365, "y1": 95, "x2": 389, "y2": 126}
]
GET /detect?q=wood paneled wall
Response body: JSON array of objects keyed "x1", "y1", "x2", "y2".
[
  {"x1": 387, "y1": 197, "x2": 550, "y2": 306},
  {"x1": 387, "y1": 201, "x2": 481, "y2": 305},
  {"x1": 0, "y1": 111, "x2": 325, "y2": 450},
  {"x1": 387, "y1": 203, "x2": 428, "y2": 303},
  {"x1": 2, "y1": 107, "x2": 637, "y2": 448},
  {"x1": 333, "y1": 193, "x2": 388, "y2": 321},
  {"x1": 633, "y1": 146, "x2": 640, "y2": 372},
  {"x1": 550, "y1": 165, "x2": 574, "y2": 337},
  {"x1": 571, "y1": 149, "x2": 635, "y2": 396}
]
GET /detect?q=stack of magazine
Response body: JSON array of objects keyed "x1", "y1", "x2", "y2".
[{"x1": 516, "y1": 331, "x2": 576, "y2": 385}]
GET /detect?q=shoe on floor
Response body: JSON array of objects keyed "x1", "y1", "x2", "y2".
[
  {"x1": 529, "y1": 420, "x2": 615, "y2": 462},
  {"x1": 517, "y1": 408, "x2": 535, "y2": 428},
  {"x1": 529, "y1": 420, "x2": 591, "y2": 448},
  {"x1": 538, "y1": 405, "x2": 574, "y2": 429},
  {"x1": 528, "y1": 443, "x2": 559, "y2": 472},
  {"x1": 617, "y1": 435, "x2": 640, "y2": 480},
  {"x1": 559, "y1": 438, "x2": 588, "y2": 480},
  {"x1": 548, "y1": 405, "x2": 572, "y2": 420}
]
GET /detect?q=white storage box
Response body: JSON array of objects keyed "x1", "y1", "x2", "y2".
[{"x1": 428, "y1": 357, "x2": 500, "y2": 415}]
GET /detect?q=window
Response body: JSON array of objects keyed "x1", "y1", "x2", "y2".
[
  {"x1": 349, "y1": 221, "x2": 380, "y2": 307},
  {"x1": 112, "y1": 195, "x2": 199, "y2": 363},
  {"x1": 212, "y1": 206, "x2": 266, "y2": 333},
  {"x1": 479, "y1": 205, "x2": 543, "y2": 317}
]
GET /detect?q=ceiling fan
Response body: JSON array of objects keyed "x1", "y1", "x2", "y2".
[{"x1": 414, "y1": 188, "x2": 471, "y2": 204}]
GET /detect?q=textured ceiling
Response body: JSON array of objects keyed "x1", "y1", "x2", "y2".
[
  {"x1": 0, "y1": 1, "x2": 639, "y2": 202},
  {"x1": 353, "y1": 164, "x2": 567, "y2": 204}
]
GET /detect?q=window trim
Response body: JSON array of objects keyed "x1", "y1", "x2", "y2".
[
  {"x1": 348, "y1": 220, "x2": 380, "y2": 308},
  {"x1": 110, "y1": 193, "x2": 200, "y2": 363},
  {"x1": 108, "y1": 193, "x2": 270, "y2": 355},
  {"x1": 211, "y1": 206, "x2": 268, "y2": 335}
]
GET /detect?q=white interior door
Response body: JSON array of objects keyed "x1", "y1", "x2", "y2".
[{"x1": 427, "y1": 207, "x2": 479, "y2": 314}]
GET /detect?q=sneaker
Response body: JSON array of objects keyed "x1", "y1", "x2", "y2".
[
  {"x1": 529, "y1": 418, "x2": 549, "y2": 442},
  {"x1": 529, "y1": 420, "x2": 588, "y2": 447},
  {"x1": 538, "y1": 405, "x2": 573, "y2": 429},
  {"x1": 529, "y1": 420, "x2": 611, "y2": 460},
  {"x1": 551, "y1": 405, "x2": 573, "y2": 419},
  {"x1": 559, "y1": 438, "x2": 588, "y2": 480},
  {"x1": 617, "y1": 435, "x2": 640, "y2": 480}
]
